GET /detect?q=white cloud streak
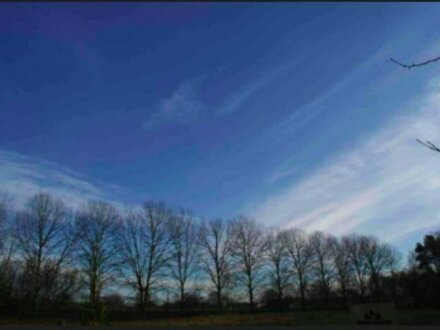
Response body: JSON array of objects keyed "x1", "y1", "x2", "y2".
[
  {"x1": 143, "y1": 78, "x2": 206, "y2": 131},
  {"x1": 143, "y1": 58, "x2": 306, "y2": 130},
  {"x1": 0, "y1": 150, "x2": 123, "y2": 209},
  {"x1": 268, "y1": 165, "x2": 298, "y2": 185},
  {"x1": 253, "y1": 78, "x2": 440, "y2": 246}
]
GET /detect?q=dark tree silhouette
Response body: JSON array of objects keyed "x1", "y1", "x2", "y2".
[
  {"x1": 15, "y1": 193, "x2": 77, "y2": 318},
  {"x1": 199, "y1": 218, "x2": 233, "y2": 311},
  {"x1": 415, "y1": 231, "x2": 440, "y2": 274},
  {"x1": 283, "y1": 228, "x2": 312, "y2": 310},
  {"x1": 230, "y1": 216, "x2": 266, "y2": 312},
  {"x1": 1, "y1": 188, "x2": 440, "y2": 319},
  {"x1": 75, "y1": 201, "x2": 119, "y2": 317},
  {"x1": 309, "y1": 231, "x2": 336, "y2": 308},
  {"x1": 168, "y1": 208, "x2": 200, "y2": 311},
  {"x1": 265, "y1": 228, "x2": 291, "y2": 310},
  {"x1": 115, "y1": 202, "x2": 172, "y2": 313}
]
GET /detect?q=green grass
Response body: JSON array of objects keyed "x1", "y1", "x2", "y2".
[
  {"x1": 114, "y1": 311, "x2": 353, "y2": 327},
  {"x1": 114, "y1": 309, "x2": 440, "y2": 327},
  {"x1": 396, "y1": 309, "x2": 440, "y2": 325},
  {"x1": 2, "y1": 309, "x2": 439, "y2": 327}
]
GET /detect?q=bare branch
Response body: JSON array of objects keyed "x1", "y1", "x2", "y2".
[
  {"x1": 115, "y1": 202, "x2": 173, "y2": 312},
  {"x1": 390, "y1": 55, "x2": 440, "y2": 70},
  {"x1": 199, "y1": 218, "x2": 233, "y2": 311},
  {"x1": 168, "y1": 208, "x2": 200, "y2": 311},
  {"x1": 230, "y1": 216, "x2": 266, "y2": 311},
  {"x1": 264, "y1": 228, "x2": 291, "y2": 305},
  {"x1": 75, "y1": 200, "x2": 120, "y2": 309},
  {"x1": 282, "y1": 228, "x2": 312, "y2": 310},
  {"x1": 416, "y1": 139, "x2": 440, "y2": 152}
]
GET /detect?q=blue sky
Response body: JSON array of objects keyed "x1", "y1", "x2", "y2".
[{"x1": 2, "y1": 3, "x2": 440, "y2": 256}]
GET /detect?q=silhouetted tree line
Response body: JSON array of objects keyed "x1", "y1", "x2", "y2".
[{"x1": 0, "y1": 191, "x2": 439, "y2": 322}]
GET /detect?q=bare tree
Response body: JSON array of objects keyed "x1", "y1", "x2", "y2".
[
  {"x1": 168, "y1": 208, "x2": 200, "y2": 311},
  {"x1": 14, "y1": 192, "x2": 76, "y2": 317},
  {"x1": 331, "y1": 238, "x2": 353, "y2": 308},
  {"x1": 0, "y1": 192, "x2": 13, "y2": 265},
  {"x1": 264, "y1": 228, "x2": 291, "y2": 309},
  {"x1": 0, "y1": 192, "x2": 15, "y2": 304},
  {"x1": 283, "y1": 228, "x2": 312, "y2": 310},
  {"x1": 115, "y1": 202, "x2": 172, "y2": 312},
  {"x1": 363, "y1": 236, "x2": 401, "y2": 302},
  {"x1": 75, "y1": 200, "x2": 119, "y2": 311},
  {"x1": 309, "y1": 231, "x2": 336, "y2": 308},
  {"x1": 199, "y1": 218, "x2": 233, "y2": 311},
  {"x1": 230, "y1": 216, "x2": 266, "y2": 311},
  {"x1": 343, "y1": 234, "x2": 369, "y2": 302},
  {"x1": 0, "y1": 192, "x2": 8, "y2": 247}
]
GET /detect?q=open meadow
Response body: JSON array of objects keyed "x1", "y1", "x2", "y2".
[{"x1": 2, "y1": 309, "x2": 440, "y2": 327}]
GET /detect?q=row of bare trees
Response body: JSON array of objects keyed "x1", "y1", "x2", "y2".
[{"x1": 0, "y1": 192, "x2": 402, "y2": 318}]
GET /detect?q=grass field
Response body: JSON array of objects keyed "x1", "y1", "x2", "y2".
[
  {"x1": 113, "y1": 309, "x2": 440, "y2": 327},
  {"x1": 1, "y1": 309, "x2": 439, "y2": 327},
  {"x1": 113, "y1": 311, "x2": 351, "y2": 327}
]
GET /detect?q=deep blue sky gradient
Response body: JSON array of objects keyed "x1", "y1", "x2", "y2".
[{"x1": 2, "y1": 3, "x2": 440, "y2": 253}]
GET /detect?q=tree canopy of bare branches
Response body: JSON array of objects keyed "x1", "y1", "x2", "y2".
[
  {"x1": 283, "y1": 228, "x2": 312, "y2": 310},
  {"x1": 309, "y1": 231, "x2": 336, "y2": 308},
  {"x1": 199, "y1": 218, "x2": 233, "y2": 310},
  {"x1": 331, "y1": 237, "x2": 353, "y2": 308},
  {"x1": 0, "y1": 192, "x2": 12, "y2": 260},
  {"x1": 230, "y1": 216, "x2": 266, "y2": 311},
  {"x1": 0, "y1": 190, "x2": 438, "y2": 318},
  {"x1": 0, "y1": 192, "x2": 16, "y2": 306},
  {"x1": 264, "y1": 228, "x2": 291, "y2": 308},
  {"x1": 363, "y1": 236, "x2": 401, "y2": 302},
  {"x1": 115, "y1": 202, "x2": 173, "y2": 312},
  {"x1": 343, "y1": 234, "x2": 369, "y2": 302},
  {"x1": 75, "y1": 200, "x2": 119, "y2": 310},
  {"x1": 168, "y1": 208, "x2": 200, "y2": 311},
  {"x1": 14, "y1": 192, "x2": 76, "y2": 316}
]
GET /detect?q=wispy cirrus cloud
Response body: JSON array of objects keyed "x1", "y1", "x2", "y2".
[
  {"x1": 268, "y1": 164, "x2": 298, "y2": 185},
  {"x1": 217, "y1": 57, "x2": 306, "y2": 116},
  {"x1": 143, "y1": 78, "x2": 207, "y2": 131},
  {"x1": 0, "y1": 150, "x2": 127, "y2": 209},
  {"x1": 143, "y1": 58, "x2": 306, "y2": 131},
  {"x1": 252, "y1": 78, "x2": 440, "y2": 246}
]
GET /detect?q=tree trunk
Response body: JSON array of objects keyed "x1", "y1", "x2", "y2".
[
  {"x1": 277, "y1": 286, "x2": 283, "y2": 311},
  {"x1": 216, "y1": 287, "x2": 223, "y2": 312},
  {"x1": 137, "y1": 287, "x2": 148, "y2": 315},
  {"x1": 249, "y1": 285, "x2": 254, "y2": 312},
  {"x1": 372, "y1": 274, "x2": 381, "y2": 303},
  {"x1": 359, "y1": 282, "x2": 365, "y2": 303},
  {"x1": 323, "y1": 287, "x2": 329, "y2": 309},
  {"x1": 299, "y1": 276, "x2": 306, "y2": 310},
  {"x1": 180, "y1": 286, "x2": 185, "y2": 312},
  {"x1": 341, "y1": 284, "x2": 348, "y2": 309}
]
